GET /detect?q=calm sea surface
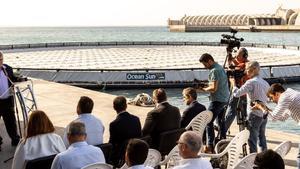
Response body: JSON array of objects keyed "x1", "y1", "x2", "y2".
[{"x1": 0, "y1": 26, "x2": 299, "y2": 134}]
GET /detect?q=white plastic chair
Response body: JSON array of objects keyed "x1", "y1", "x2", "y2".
[
  {"x1": 159, "y1": 145, "x2": 181, "y2": 168},
  {"x1": 274, "y1": 140, "x2": 292, "y2": 158},
  {"x1": 233, "y1": 153, "x2": 257, "y2": 169},
  {"x1": 120, "y1": 149, "x2": 162, "y2": 169},
  {"x1": 81, "y1": 163, "x2": 113, "y2": 169},
  {"x1": 185, "y1": 110, "x2": 213, "y2": 137},
  {"x1": 199, "y1": 129, "x2": 250, "y2": 169},
  {"x1": 144, "y1": 149, "x2": 162, "y2": 167}
]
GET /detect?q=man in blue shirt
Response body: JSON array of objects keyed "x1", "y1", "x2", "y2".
[
  {"x1": 51, "y1": 121, "x2": 105, "y2": 169},
  {"x1": 199, "y1": 53, "x2": 230, "y2": 153},
  {"x1": 63, "y1": 96, "x2": 104, "y2": 147}
]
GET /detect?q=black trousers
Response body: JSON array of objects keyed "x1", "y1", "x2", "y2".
[{"x1": 0, "y1": 96, "x2": 20, "y2": 141}]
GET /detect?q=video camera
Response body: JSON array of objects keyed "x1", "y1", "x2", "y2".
[
  {"x1": 193, "y1": 78, "x2": 208, "y2": 89},
  {"x1": 220, "y1": 29, "x2": 244, "y2": 50}
]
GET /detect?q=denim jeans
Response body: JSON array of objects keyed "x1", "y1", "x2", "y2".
[
  {"x1": 224, "y1": 95, "x2": 247, "y2": 132},
  {"x1": 206, "y1": 101, "x2": 227, "y2": 146},
  {"x1": 247, "y1": 113, "x2": 268, "y2": 153}
]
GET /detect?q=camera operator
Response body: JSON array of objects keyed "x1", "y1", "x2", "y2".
[
  {"x1": 224, "y1": 47, "x2": 249, "y2": 132},
  {"x1": 199, "y1": 53, "x2": 230, "y2": 153},
  {"x1": 252, "y1": 83, "x2": 300, "y2": 168},
  {"x1": 229, "y1": 61, "x2": 270, "y2": 153},
  {"x1": 0, "y1": 51, "x2": 21, "y2": 147}
]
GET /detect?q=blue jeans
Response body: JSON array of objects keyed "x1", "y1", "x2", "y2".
[
  {"x1": 224, "y1": 95, "x2": 247, "y2": 132},
  {"x1": 206, "y1": 101, "x2": 227, "y2": 146},
  {"x1": 247, "y1": 113, "x2": 268, "y2": 153}
]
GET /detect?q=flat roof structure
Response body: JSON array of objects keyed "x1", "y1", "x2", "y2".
[
  {"x1": 2, "y1": 44, "x2": 300, "y2": 89},
  {"x1": 4, "y1": 45, "x2": 300, "y2": 69}
]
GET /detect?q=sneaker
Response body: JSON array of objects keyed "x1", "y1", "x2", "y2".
[{"x1": 11, "y1": 138, "x2": 20, "y2": 146}]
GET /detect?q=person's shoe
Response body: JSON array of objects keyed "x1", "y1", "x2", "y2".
[
  {"x1": 11, "y1": 138, "x2": 20, "y2": 146},
  {"x1": 203, "y1": 145, "x2": 214, "y2": 154}
]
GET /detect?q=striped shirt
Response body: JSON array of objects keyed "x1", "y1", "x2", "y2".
[
  {"x1": 269, "y1": 88, "x2": 300, "y2": 123},
  {"x1": 232, "y1": 75, "x2": 270, "y2": 117}
]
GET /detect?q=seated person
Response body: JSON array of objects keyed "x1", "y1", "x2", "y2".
[
  {"x1": 174, "y1": 131, "x2": 212, "y2": 169},
  {"x1": 128, "y1": 93, "x2": 155, "y2": 107},
  {"x1": 12, "y1": 110, "x2": 66, "y2": 169},
  {"x1": 63, "y1": 96, "x2": 104, "y2": 146},
  {"x1": 181, "y1": 87, "x2": 206, "y2": 128},
  {"x1": 125, "y1": 139, "x2": 152, "y2": 169},
  {"x1": 254, "y1": 149, "x2": 284, "y2": 169},
  {"x1": 143, "y1": 88, "x2": 181, "y2": 149},
  {"x1": 51, "y1": 121, "x2": 105, "y2": 169},
  {"x1": 109, "y1": 96, "x2": 142, "y2": 167}
]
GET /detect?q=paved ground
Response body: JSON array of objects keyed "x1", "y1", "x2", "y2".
[
  {"x1": 0, "y1": 79, "x2": 299, "y2": 168},
  {"x1": 3, "y1": 45, "x2": 300, "y2": 70}
]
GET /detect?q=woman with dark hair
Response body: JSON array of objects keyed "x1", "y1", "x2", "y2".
[{"x1": 12, "y1": 110, "x2": 66, "y2": 169}]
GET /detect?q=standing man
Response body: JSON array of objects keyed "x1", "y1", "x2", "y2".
[
  {"x1": 109, "y1": 96, "x2": 142, "y2": 167},
  {"x1": 143, "y1": 88, "x2": 181, "y2": 149},
  {"x1": 224, "y1": 48, "x2": 249, "y2": 132},
  {"x1": 181, "y1": 87, "x2": 206, "y2": 128},
  {"x1": 230, "y1": 61, "x2": 270, "y2": 153},
  {"x1": 0, "y1": 51, "x2": 20, "y2": 147},
  {"x1": 51, "y1": 121, "x2": 105, "y2": 169},
  {"x1": 253, "y1": 83, "x2": 300, "y2": 168},
  {"x1": 199, "y1": 53, "x2": 230, "y2": 153},
  {"x1": 63, "y1": 96, "x2": 104, "y2": 146}
]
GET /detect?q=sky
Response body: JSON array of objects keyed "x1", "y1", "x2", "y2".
[{"x1": 0, "y1": 0, "x2": 300, "y2": 26}]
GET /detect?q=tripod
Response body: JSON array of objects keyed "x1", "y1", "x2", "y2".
[{"x1": 218, "y1": 43, "x2": 248, "y2": 157}]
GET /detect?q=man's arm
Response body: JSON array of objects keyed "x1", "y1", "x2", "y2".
[
  {"x1": 51, "y1": 155, "x2": 62, "y2": 169},
  {"x1": 142, "y1": 111, "x2": 158, "y2": 136},
  {"x1": 253, "y1": 96, "x2": 290, "y2": 121},
  {"x1": 230, "y1": 78, "x2": 252, "y2": 97},
  {"x1": 203, "y1": 80, "x2": 218, "y2": 93}
]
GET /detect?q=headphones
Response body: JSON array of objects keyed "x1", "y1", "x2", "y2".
[{"x1": 240, "y1": 47, "x2": 248, "y2": 58}]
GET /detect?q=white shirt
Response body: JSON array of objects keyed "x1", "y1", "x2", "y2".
[
  {"x1": 51, "y1": 141, "x2": 105, "y2": 169},
  {"x1": 232, "y1": 76, "x2": 270, "y2": 117},
  {"x1": 172, "y1": 158, "x2": 213, "y2": 169},
  {"x1": 12, "y1": 133, "x2": 66, "y2": 169},
  {"x1": 63, "y1": 114, "x2": 104, "y2": 146},
  {"x1": 0, "y1": 65, "x2": 10, "y2": 99},
  {"x1": 269, "y1": 88, "x2": 300, "y2": 123}
]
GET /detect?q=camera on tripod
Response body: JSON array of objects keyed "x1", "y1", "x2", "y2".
[{"x1": 220, "y1": 29, "x2": 244, "y2": 49}]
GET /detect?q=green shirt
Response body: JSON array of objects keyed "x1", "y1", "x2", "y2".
[{"x1": 208, "y1": 63, "x2": 229, "y2": 102}]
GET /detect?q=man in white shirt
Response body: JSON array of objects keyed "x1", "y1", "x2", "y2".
[
  {"x1": 253, "y1": 83, "x2": 300, "y2": 168},
  {"x1": 125, "y1": 138, "x2": 152, "y2": 169},
  {"x1": 173, "y1": 131, "x2": 212, "y2": 169},
  {"x1": 51, "y1": 121, "x2": 105, "y2": 169},
  {"x1": 63, "y1": 96, "x2": 104, "y2": 146}
]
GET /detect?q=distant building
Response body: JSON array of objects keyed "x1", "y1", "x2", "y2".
[{"x1": 168, "y1": 7, "x2": 300, "y2": 32}]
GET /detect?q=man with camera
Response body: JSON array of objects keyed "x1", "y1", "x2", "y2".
[
  {"x1": 0, "y1": 51, "x2": 21, "y2": 148},
  {"x1": 199, "y1": 53, "x2": 229, "y2": 153},
  {"x1": 253, "y1": 83, "x2": 300, "y2": 168},
  {"x1": 229, "y1": 61, "x2": 270, "y2": 153},
  {"x1": 224, "y1": 47, "x2": 249, "y2": 132}
]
